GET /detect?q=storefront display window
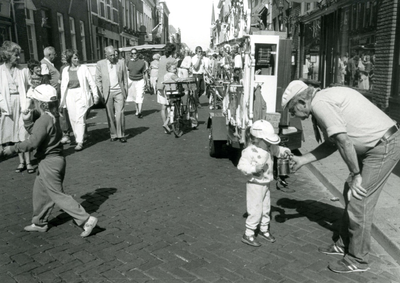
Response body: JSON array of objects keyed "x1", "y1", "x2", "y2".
[{"x1": 301, "y1": 1, "x2": 378, "y2": 92}]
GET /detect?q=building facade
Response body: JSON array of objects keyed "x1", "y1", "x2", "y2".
[
  {"x1": 211, "y1": 0, "x2": 400, "y2": 122},
  {"x1": 1, "y1": 0, "x2": 162, "y2": 65}
]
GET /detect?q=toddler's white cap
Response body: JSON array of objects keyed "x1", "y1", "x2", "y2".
[
  {"x1": 250, "y1": 120, "x2": 280, "y2": 144},
  {"x1": 31, "y1": 84, "x2": 58, "y2": 102}
]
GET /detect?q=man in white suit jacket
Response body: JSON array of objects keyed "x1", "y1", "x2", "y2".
[{"x1": 95, "y1": 46, "x2": 128, "y2": 142}]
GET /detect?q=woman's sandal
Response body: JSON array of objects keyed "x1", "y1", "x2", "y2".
[
  {"x1": 15, "y1": 163, "x2": 26, "y2": 173},
  {"x1": 26, "y1": 163, "x2": 36, "y2": 174}
]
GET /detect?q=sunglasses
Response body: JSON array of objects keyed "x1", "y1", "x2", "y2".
[{"x1": 131, "y1": 53, "x2": 137, "y2": 55}]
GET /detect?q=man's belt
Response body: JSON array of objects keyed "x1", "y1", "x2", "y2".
[{"x1": 378, "y1": 123, "x2": 399, "y2": 144}]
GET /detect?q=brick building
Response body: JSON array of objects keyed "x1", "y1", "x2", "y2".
[{"x1": 0, "y1": 0, "x2": 161, "y2": 65}]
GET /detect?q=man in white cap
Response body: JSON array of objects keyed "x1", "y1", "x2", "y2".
[{"x1": 283, "y1": 80, "x2": 400, "y2": 273}]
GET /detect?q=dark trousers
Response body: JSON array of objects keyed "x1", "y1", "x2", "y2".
[{"x1": 193, "y1": 74, "x2": 204, "y2": 105}]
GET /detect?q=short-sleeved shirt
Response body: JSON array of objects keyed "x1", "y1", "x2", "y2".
[
  {"x1": 311, "y1": 87, "x2": 395, "y2": 154},
  {"x1": 191, "y1": 55, "x2": 208, "y2": 74}
]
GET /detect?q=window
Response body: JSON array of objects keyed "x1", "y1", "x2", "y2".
[
  {"x1": 106, "y1": 0, "x2": 111, "y2": 20},
  {"x1": 57, "y1": 13, "x2": 66, "y2": 51},
  {"x1": 80, "y1": 21, "x2": 87, "y2": 62},
  {"x1": 112, "y1": 0, "x2": 118, "y2": 23},
  {"x1": 70, "y1": 17, "x2": 77, "y2": 51},
  {"x1": 25, "y1": 8, "x2": 38, "y2": 59},
  {"x1": 99, "y1": 0, "x2": 105, "y2": 18}
]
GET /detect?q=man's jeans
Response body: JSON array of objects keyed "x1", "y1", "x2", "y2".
[{"x1": 337, "y1": 130, "x2": 400, "y2": 268}]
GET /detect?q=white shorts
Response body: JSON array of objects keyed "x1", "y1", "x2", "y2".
[
  {"x1": 157, "y1": 90, "x2": 168, "y2": 105},
  {"x1": 127, "y1": 79, "x2": 145, "y2": 103}
]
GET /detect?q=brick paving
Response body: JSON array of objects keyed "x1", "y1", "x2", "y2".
[{"x1": 1, "y1": 95, "x2": 399, "y2": 283}]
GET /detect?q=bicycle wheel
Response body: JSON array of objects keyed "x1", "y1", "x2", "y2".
[
  {"x1": 187, "y1": 94, "x2": 198, "y2": 128},
  {"x1": 171, "y1": 100, "x2": 184, "y2": 138}
]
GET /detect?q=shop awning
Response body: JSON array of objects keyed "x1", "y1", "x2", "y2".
[{"x1": 119, "y1": 44, "x2": 166, "y2": 52}]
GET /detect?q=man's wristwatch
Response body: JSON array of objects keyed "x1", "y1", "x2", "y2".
[{"x1": 350, "y1": 171, "x2": 361, "y2": 177}]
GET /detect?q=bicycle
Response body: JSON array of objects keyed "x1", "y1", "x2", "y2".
[
  {"x1": 180, "y1": 77, "x2": 198, "y2": 129},
  {"x1": 163, "y1": 80, "x2": 186, "y2": 138}
]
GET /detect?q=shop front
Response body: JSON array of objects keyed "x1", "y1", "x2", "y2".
[{"x1": 299, "y1": 1, "x2": 379, "y2": 95}]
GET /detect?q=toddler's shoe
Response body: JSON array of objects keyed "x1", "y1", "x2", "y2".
[
  {"x1": 259, "y1": 231, "x2": 276, "y2": 243},
  {"x1": 24, "y1": 223, "x2": 48, "y2": 233},
  {"x1": 241, "y1": 234, "x2": 261, "y2": 247},
  {"x1": 80, "y1": 216, "x2": 98, "y2": 237}
]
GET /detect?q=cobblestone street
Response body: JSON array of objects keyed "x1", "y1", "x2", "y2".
[{"x1": 1, "y1": 96, "x2": 399, "y2": 283}]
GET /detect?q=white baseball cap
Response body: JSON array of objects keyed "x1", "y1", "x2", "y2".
[
  {"x1": 250, "y1": 120, "x2": 280, "y2": 144},
  {"x1": 31, "y1": 84, "x2": 58, "y2": 102},
  {"x1": 281, "y1": 80, "x2": 308, "y2": 109}
]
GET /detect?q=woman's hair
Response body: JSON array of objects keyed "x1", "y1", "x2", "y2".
[
  {"x1": 0, "y1": 41, "x2": 21, "y2": 63},
  {"x1": 65, "y1": 49, "x2": 79, "y2": 65},
  {"x1": 164, "y1": 43, "x2": 176, "y2": 58},
  {"x1": 27, "y1": 59, "x2": 41, "y2": 72}
]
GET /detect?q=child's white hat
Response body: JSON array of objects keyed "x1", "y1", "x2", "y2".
[
  {"x1": 31, "y1": 84, "x2": 58, "y2": 102},
  {"x1": 250, "y1": 120, "x2": 280, "y2": 144}
]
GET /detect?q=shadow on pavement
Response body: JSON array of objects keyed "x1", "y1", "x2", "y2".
[
  {"x1": 49, "y1": 188, "x2": 117, "y2": 231},
  {"x1": 273, "y1": 198, "x2": 343, "y2": 235},
  {"x1": 125, "y1": 126, "x2": 149, "y2": 140},
  {"x1": 125, "y1": 108, "x2": 158, "y2": 117}
]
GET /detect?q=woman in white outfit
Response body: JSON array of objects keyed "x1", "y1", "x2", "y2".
[
  {"x1": 0, "y1": 41, "x2": 32, "y2": 173},
  {"x1": 60, "y1": 50, "x2": 98, "y2": 151}
]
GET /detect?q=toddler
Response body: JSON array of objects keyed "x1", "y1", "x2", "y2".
[
  {"x1": 2, "y1": 85, "x2": 98, "y2": 237},
  {"x1": 237, "y1": 120, "x2": 291, "y2": 247}
]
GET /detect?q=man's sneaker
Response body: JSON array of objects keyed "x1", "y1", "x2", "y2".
[
  {"x1": 258, "y1": 231, "x2": 276, "y2": 243},
  {"x1": 60, "y1": 135, "x2": 71, "y2": 144},
  {"x1": 318, "y1": 243, "x2": 345, "y2": 256},
  {"x1": 80, "y1": 216, "x2": 98, "y2": 237},
  {"x1": 241, "y1": 234, "x2": 261, "y2": 247},
  {"x1": 24, "y1": 224, "x2": 48, "y2": 233},
  {"x1": 328, "y1": 258, "x2": 370, "y2": 273}
]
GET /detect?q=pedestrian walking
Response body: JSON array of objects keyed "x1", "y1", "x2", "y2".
[
  {"x1": 60, "y1": 49, "x2": 99, "y2": 151},
  {"x1": 0, "y1": 41, "x2": 32, "y2": 173},
  {"x1": 2, "y1": 84, "x2": 98, "y2": 237},
  {"x1": 127, "y1": 48, "x2": 147, "y2": 118},
  {"x1": 95, "y1": 46, "x2": 128, "y2": 143},
  {"x1": 191, "y1": 46, "x2": 207, "y2": 107},
  {"x1": 237, "y1": 120, "x2": 291, "y2": 247},
  {"x1": 157, "y1": 43, "x2": 177, "y2": 134},
  {"x1": 41, "y1": 47, "x2": 71, "y2": 144},
  {"x1": 59, "y1": 51, "x2": 72, "y2": 144},
  {"x1": 149, "y1": 53, "x2": 160, "y2": 95},
  {"x1": 283, "y1": 80, "x2": 400, "y2": 273}
]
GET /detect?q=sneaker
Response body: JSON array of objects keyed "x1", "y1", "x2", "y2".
[
  {"x1": 241, "y1": 234, "x2": 261, "y2": 247},
  {"x1": 258, "y1": 231, "x2": 276, "y2": 243},
  {"x1": 74, "y1": 143, "x2": 83, "y2": 151},
  {"x1": 24, "y1": 223, "x2": 48, "y2": 233},
  {"x1": 60, "y1": 135, "x2": 71, "y2": 144},
  {"x1": 328, "y1": 258, "x2": 370, "y2": 273},
  {"x1": 319, "y1": 243, "x2": 345, "y2": 256},
  {"x1": 80, "y1": 216, "x2": 98, "y2": 237}
]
